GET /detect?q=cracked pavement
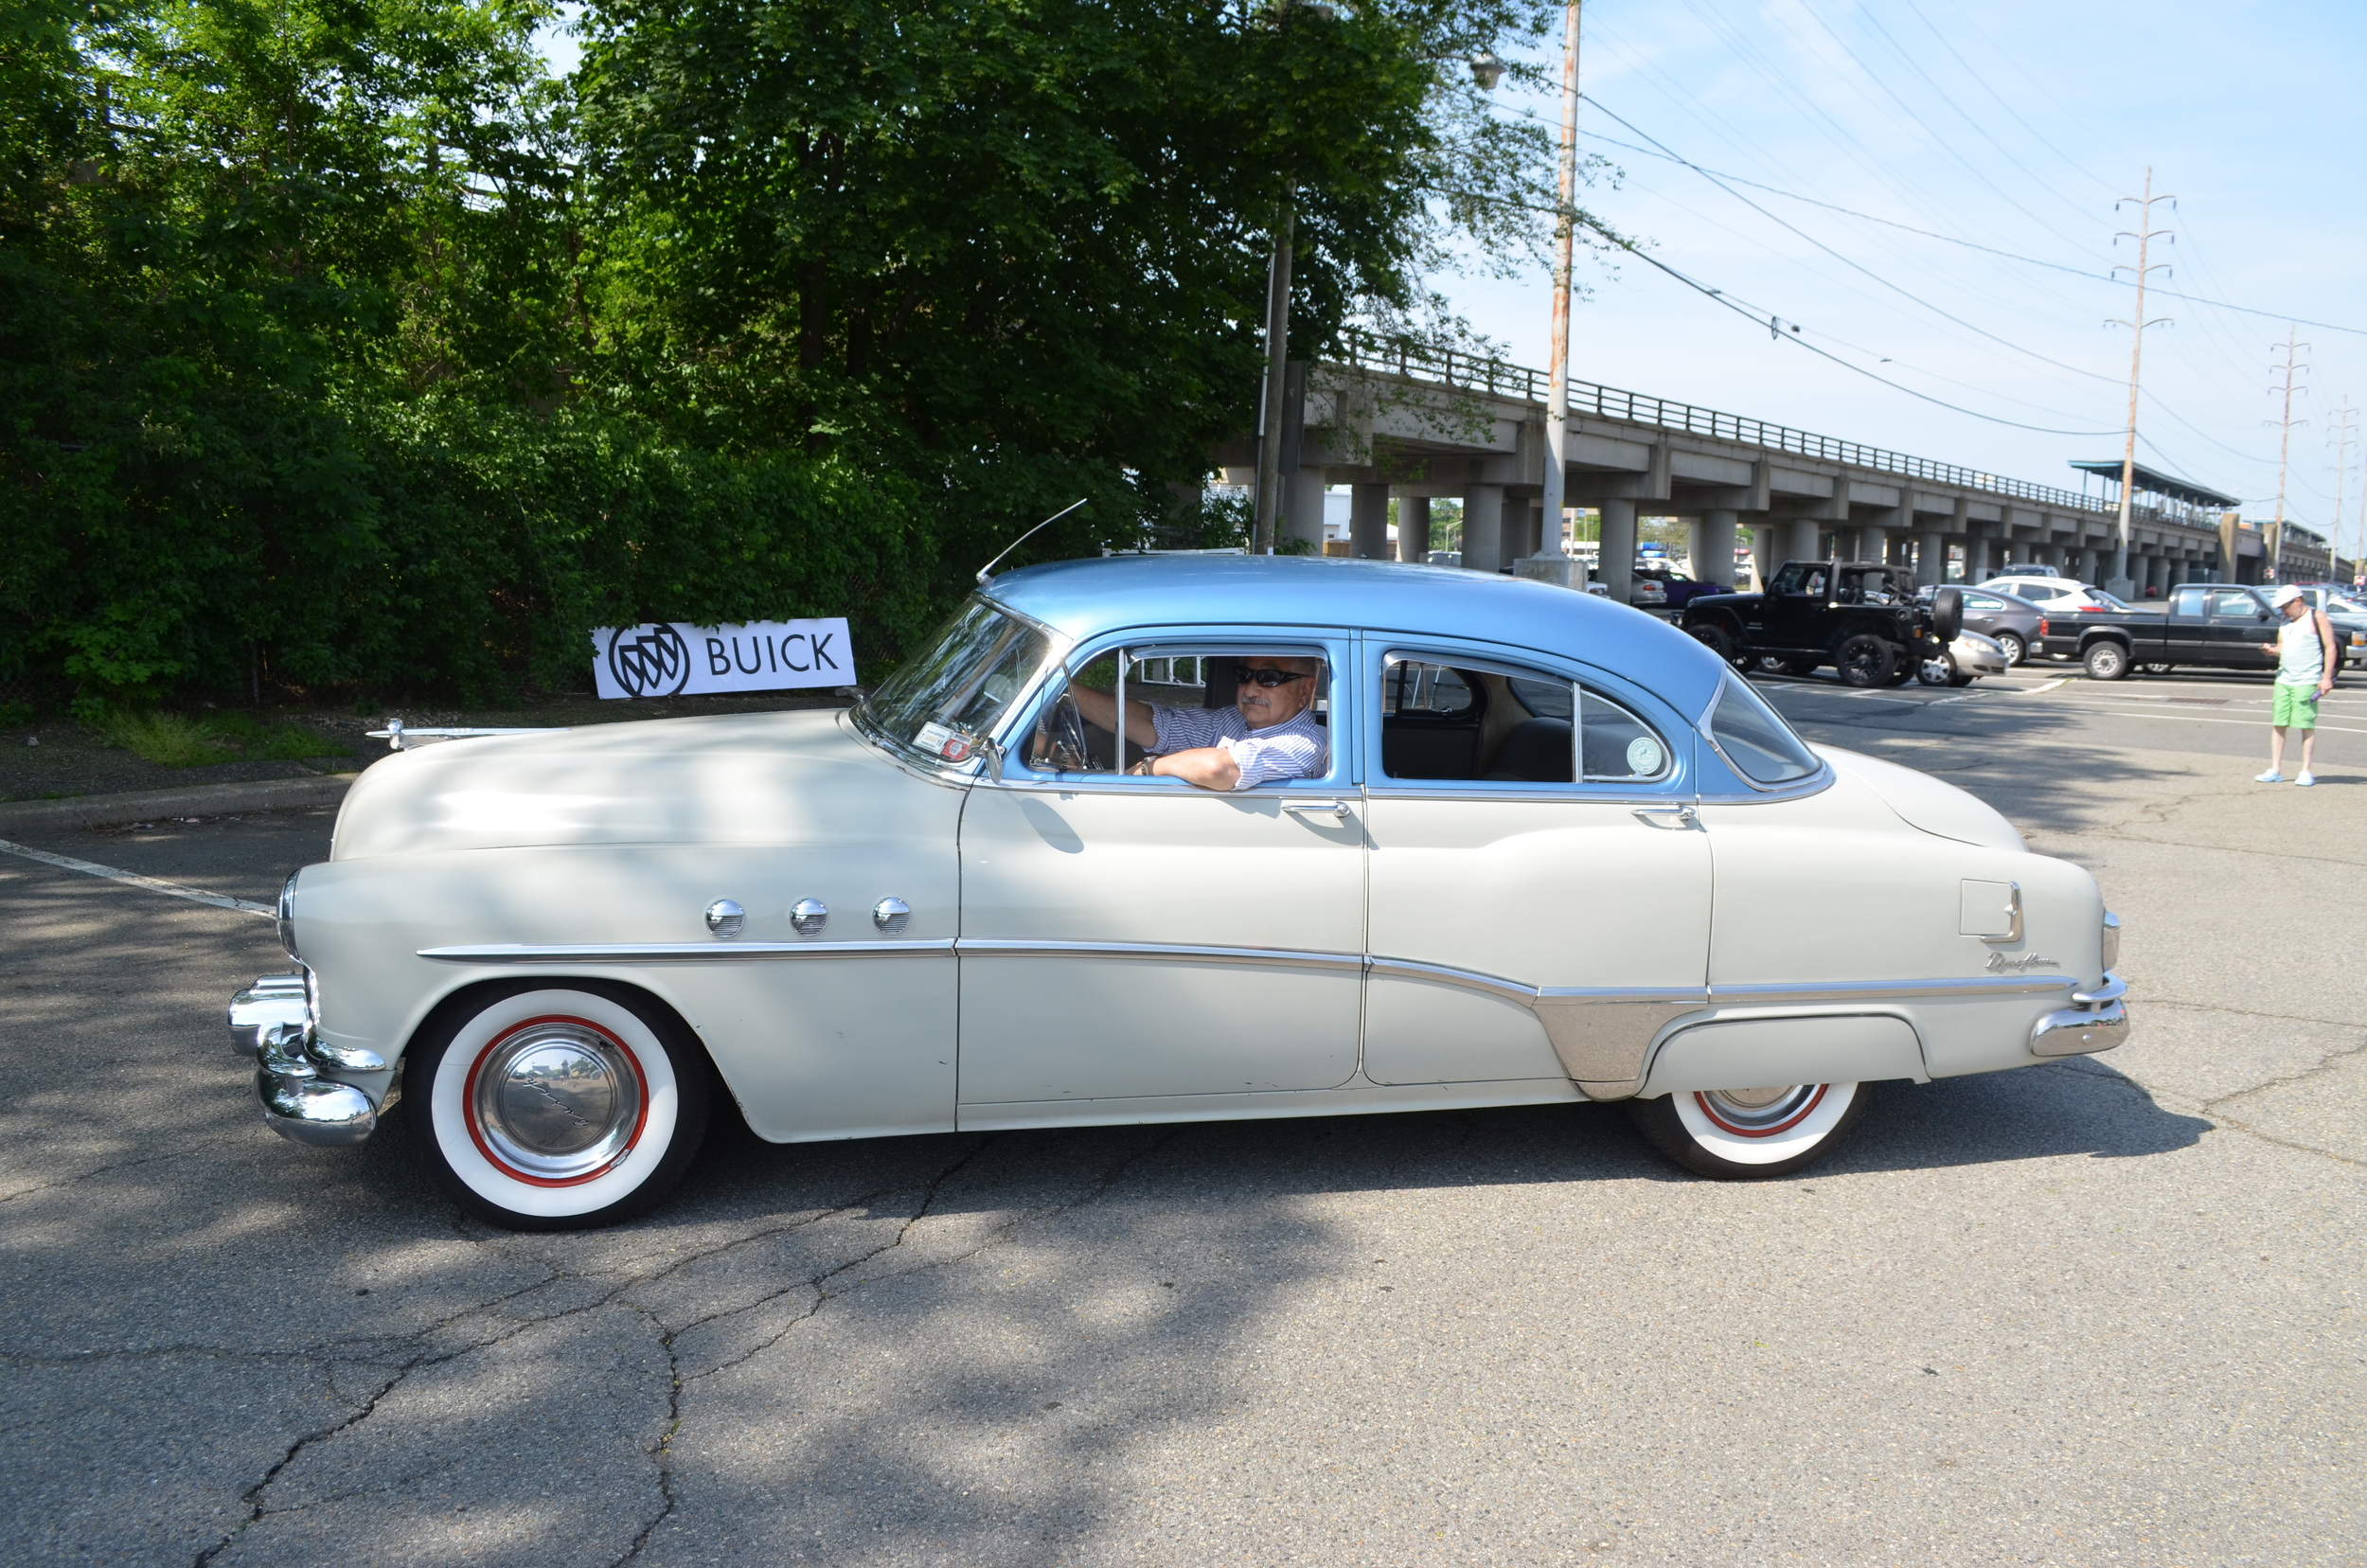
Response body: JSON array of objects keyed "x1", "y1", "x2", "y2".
[{"x1": 2, "y1": 668, "x2": 2361, "y2": 1566}]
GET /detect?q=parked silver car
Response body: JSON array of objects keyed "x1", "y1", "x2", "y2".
[{"x1": 1922, "y1": 585, "x2": 2043, "y2": 666}]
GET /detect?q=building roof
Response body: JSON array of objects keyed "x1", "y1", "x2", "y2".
[{"x1": 2067, "y1": 459, "x2": 2240, "y2": 509}]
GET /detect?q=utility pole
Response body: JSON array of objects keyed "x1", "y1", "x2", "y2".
[
  {"x1": 2268, "y1": 326, "x2": 2310, "y2": 581},
  {"x1": 1538, "y1": 0, "x2": 1583, "y2": 568},
  {"x1": 1252, "y1": 207, "x2": 1295, "y2": 556},
  {"x1": 2107, "y1": 169, "x2": 2173, "y2": 596}
]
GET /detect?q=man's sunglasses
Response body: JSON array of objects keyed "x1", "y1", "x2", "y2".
[{"x1": 1236, "y1": 668, "x2": 1314, "y2": 687}]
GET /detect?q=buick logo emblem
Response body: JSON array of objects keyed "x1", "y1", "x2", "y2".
[{"x1": 607, "y1": 624, "x2": 691, "y2": 698}]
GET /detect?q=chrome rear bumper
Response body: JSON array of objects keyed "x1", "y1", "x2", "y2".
[
  {"x1": 2030, "y1": 972, "x2": 2128, "y2": 1057},
  {"x1": 228, "y1": 972, "x2": 384, "y2": 1148}
]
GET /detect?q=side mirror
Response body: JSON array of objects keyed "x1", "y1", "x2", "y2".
[{"x1": 979, "y1": 735, "x2": 1007, "y2": 781}]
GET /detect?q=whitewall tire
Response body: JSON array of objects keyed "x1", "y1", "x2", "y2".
[
  {"x1": 404, "y1": 982, "x2": 711, "y2": 1230},
  {"x1": 1626, "y1": 1081, "x2": 1868, "y2": 1179}
]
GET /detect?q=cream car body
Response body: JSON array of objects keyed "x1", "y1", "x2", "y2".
[{"x1": 230, "y1": 556, "x2": 2127, "y2": 1225}]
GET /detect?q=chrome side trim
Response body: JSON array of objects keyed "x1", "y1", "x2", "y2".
[
  {"x1": 1365, "y1": 955, "x2": 1540, "y2": 1003},
  {"x1": 1709, "y1": 975, "x2": 2073, "y2": 1004},
  {"x1": 964, "y1": 938, "x2": 1366, "y2": 973},
  {"x1": 418, "y1": 940, "x2": 958, "y2": 964}
]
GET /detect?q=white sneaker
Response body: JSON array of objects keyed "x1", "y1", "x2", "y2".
[
  {"x1": 2297, "y1": 773, "x2": 2316, "y2": 787},
  {"x1": 2254, "y1": 770, "x2": 2284, "y2": 783}
]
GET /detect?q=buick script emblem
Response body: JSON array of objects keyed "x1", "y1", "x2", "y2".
[
  {"x1": 607, "y1": 624, "x2": 691, "y2": 698},
  {"x1": 1986, "y1": 951, "x2": 2057, "y2": 972}
]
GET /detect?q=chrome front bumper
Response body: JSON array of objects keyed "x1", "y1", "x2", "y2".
[
  {"x1": 228, "y1": 973, "x2": 385, "y2": 1148},
  {"x1": 2030, "y1": 972, "x2": 2129, "y2": 1057}
]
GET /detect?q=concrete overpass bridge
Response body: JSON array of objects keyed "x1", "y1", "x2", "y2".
[{"x1": 1214, "y1": 332, "x2": 2333, "y2": 598}]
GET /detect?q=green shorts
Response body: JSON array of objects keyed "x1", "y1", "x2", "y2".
[{"x1": 2274, "y1": 683, "x2": 2321, "y2": 728}]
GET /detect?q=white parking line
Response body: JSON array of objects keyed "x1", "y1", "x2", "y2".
[{"x1": 0, "y1": 839, "x2": 273, "y2": 917}]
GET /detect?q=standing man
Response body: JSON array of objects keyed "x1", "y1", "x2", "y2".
[{"x1": 2256, "y1": 585, "x2": 2340, "y2": 787}]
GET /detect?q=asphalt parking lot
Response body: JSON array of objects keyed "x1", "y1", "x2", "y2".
[{"x1": 2, "y1": 668, "x2": 2360, "y2": 1567}]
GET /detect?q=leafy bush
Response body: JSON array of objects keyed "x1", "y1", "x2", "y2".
[{"x1": 86, "y1": 709, "x2": 348, "y2": 767}]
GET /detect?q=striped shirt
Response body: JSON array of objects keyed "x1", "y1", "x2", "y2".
[{"x1": 1148, "y1": 704, "x2": 1327, "y2": 791}]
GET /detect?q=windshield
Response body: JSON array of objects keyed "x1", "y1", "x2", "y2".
[
  {"x1": 860, "y1": 597, "x2": 1056, "y2": 764},
  {"x1": 2089, "y1": 590, "x2": 2132, "y2": 611},
  {"x1": 1706, "y1": 673, "x2": 1822, "y2": 786}
]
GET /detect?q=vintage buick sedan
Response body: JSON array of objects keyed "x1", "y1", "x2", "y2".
[{"x1": 228, "y1": 556, "x2": 2127, "y2": 1228}]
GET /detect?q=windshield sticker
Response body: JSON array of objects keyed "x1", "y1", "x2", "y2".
[{"x1": 914, "y1": 722, "x2": 974, "y2": 762}]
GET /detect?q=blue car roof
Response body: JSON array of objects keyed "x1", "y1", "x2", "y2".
[{"x1": 982, "y1": 554, "x2": 1725, "y2": 717}]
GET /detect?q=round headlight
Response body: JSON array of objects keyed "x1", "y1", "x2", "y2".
[{"x1": 277, "y1": 869, "x2": 302, "y2": 963}]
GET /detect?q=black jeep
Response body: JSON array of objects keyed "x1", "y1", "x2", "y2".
[{"x1": 1679, "y1": 561, "x2": 1964, "y2": 687}]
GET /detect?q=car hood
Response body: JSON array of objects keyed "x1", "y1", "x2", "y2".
[
  {"x1": 330, "y1": 709, "x2": 936, "y2": 859},
  {"x1": 1813, "y1": 745, "x2": 2024, "y2": 852}
]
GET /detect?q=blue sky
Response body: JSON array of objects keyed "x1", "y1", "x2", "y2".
[{"x1": 1454, "y1": 0, "x2": 2367, "y2": 548}]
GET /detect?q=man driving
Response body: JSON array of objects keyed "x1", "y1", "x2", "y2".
[{"x1": 1065, "y1": 654, "x2": 1326, "y2": 792}]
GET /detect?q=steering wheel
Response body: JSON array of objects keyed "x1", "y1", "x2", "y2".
[{"x1": 1032, "y1": 692, "x2": 1089, "y2": 773}]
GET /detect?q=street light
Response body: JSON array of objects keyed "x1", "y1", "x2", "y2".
[{"x1": 1468, "y1": 50, "x2": 1506, "y2": 90}]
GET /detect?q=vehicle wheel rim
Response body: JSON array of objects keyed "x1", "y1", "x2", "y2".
[
  {"x1": 465, "y1": 1016, "x2": 649, "y2": 1185},
  {"x1": 1694, "y1": 1084, "x2": 1825, "y2": 1136},
  {"x1": 1999, "y1": 636, "x2": 2023, "y2": 664}
]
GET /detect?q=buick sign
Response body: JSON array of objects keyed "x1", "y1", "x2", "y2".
[{"x1": 590, "y1": 618, "x2": 854, "y2": 699}]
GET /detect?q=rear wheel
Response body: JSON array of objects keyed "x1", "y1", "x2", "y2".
[
  {"x1": 1626, "y1": 1082, "x2": 1869, "y2": 1179},
  {"x1": 2082, "y1": 640, "x2": 2131, "y2": 681},
  {"x1": 1834, "y1": 633, "x2": 1897, "y2": 687},
  {"x1": 1994, "y1": 632, "x2": 2027, "y2": 666},
  {"x1": 1687, "y1": 622, "x2": 1751, "y2": 671},
  {"x1": 404, "y1": 982, "x2": 712, "y2": 1231},
  {"x1": 1781, "y1": 655, "x2": 1823, "y2": 677}
]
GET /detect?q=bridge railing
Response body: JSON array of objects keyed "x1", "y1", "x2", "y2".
[{"x1": 1333, "y1": 329, "x2": 2210, "y2": 532}]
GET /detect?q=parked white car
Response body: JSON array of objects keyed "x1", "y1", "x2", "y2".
[
  {"x1": 230, "y1": 557, "x2": 2127, "y2": 1228},
  {"x1": 1980, "y1": 573, "x2": 2128, "y2": 615}
]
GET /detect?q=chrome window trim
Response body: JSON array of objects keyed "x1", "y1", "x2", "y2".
[
  {"x1": 1696, "y1": 675, "x2": 1834, "y2": 797},
  {"x1": 850, "y1": 595, "x2": 1076, "y2": 778},
  {"x1": 983, "y1": 627, "x2": 1356, "y2": 793},
  {"x1": 1369, "y1": 643, "x2": 1685, "y2": 795}
]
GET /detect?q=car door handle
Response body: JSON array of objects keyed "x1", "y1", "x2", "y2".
[
  {"x1": 1632, "y1": 805, "x2": 1698, "y2": 829},
  {"x1": 1282, "y1": 798, "x2": 1353, "y2": 820}
]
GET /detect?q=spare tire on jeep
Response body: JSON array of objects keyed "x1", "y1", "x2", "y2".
[{"x1": 1930, "y1": 586, "x2": 1964, "y2": 643}]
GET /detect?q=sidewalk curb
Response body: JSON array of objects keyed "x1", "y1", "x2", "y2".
[{"x1": 0, "y1": 774, "x2": 359, "y2": 833}]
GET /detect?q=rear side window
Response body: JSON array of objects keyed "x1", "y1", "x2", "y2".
[{"x1": 1706, "y1": 673, "x2": 1821, "y2": 786}]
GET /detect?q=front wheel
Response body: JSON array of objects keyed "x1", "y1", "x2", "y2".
[
  {"x1": 2082, "y1": 640, "x2": 2131, "y2": 681},
  {"x1": 1626, "y1": 1082, "x2": 1869, "y2": 1179},
  {"x1": 1834, "y1": 633, "x2": 1897, "y2": 687},
  {"x1": 404, "y1": 982, "x2": 713, "y2": 1230}
]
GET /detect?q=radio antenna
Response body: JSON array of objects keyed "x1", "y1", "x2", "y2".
[{"x1": 976, "y1": 498, "x2": 1088, "y2": 585}]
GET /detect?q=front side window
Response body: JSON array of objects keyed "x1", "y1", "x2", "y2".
[
  {"x1": 2209, "y1": 589, "x2": 2261, "y2": 617},
  {"x1": 1024, "y1": 646, "x2": 1330, "y2": 792},
  {"x1": 1706, "y1": 672, "x2": 1822, "y2": 786},
  {"x1": 862, "y1": 597, "x2": 1055, "y2": 764},
  {"x1": 1381, "y1": 657, "x2": 1672, "y2": 785},
  {"x1": 1769, "y1": 562, "x2": 1823, "y2": 597}
]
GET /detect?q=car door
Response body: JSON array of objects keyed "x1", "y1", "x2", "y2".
[
  {"x1": 955, "y1": 629, "x2": 1365, "y2": 1114},
  {"x1": 1959, "y1": 593, "x2": 2006, "y2": 636},
  {"x1": 2206, "y1": 588, "x2": 2274, "y2": 668},
  {"x1": 1361, "y1": 642, "x2": 1713, "y2": 1096},
  {"x1": 2165, "y1": 585, "x2": 2212, "y2": 661},
  {"x1": 1759, "y1": 562, "x2": 1827, "y2": 650}
]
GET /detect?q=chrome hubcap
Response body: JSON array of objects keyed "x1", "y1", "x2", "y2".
[
  {"x1": 1696, "y1": 1083, "x2": 1824, "y2": 1135},
  {"x1": 469, "y1": 1021, "x2": 644, "y2": 1181}
]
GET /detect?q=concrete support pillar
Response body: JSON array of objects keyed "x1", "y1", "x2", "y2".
[
  {"x1": 1504, "y1": 502, "x2": 1543, "y2": 564},
  {"x1": 1699, "y1": 509, "x2": 1739, "y2": 590},
  {"x1": 1349, "y1": 483, "x2": 1391, "y2": 561},
  {"x1": 1750, "y1": 523, "x2": 1774, "y2": 590},
  {"x1": 1460, "y1": 485, "x2": 1505, "y2": 573},
  {"x1": 1396, "y1": 496, "x2": 1432, "y2": 563},
  {"x1": 1281, "y1": 471, "x2": 1326, "y2": 554},
  {"x1": 1854, "y1": 526, "x2": 1886, "y2": 565},
  {"x1": 1918, "y1": 528, "x2": 1946, "y2": 585},
  {"x1": 1598, "y1": 499, "x2": 1638, "y2": 603},
  {"x1": 1784, "y1": 519, "x2": 1821, "y2": 563},
  {"x1": 1965, "y1": 530, "x2": 1991, "y2": 582}
]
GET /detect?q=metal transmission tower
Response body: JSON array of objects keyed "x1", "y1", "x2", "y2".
[
  {"x1": 2106, "y1": 169, "x2": 2174, "y2": 595},
  {"x1": 2328, "y1": 398, "x2": 2358, "y2": 578},
  {"x1": 2267, "y1": 327, "x2": 2311, "y2": 579}
]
